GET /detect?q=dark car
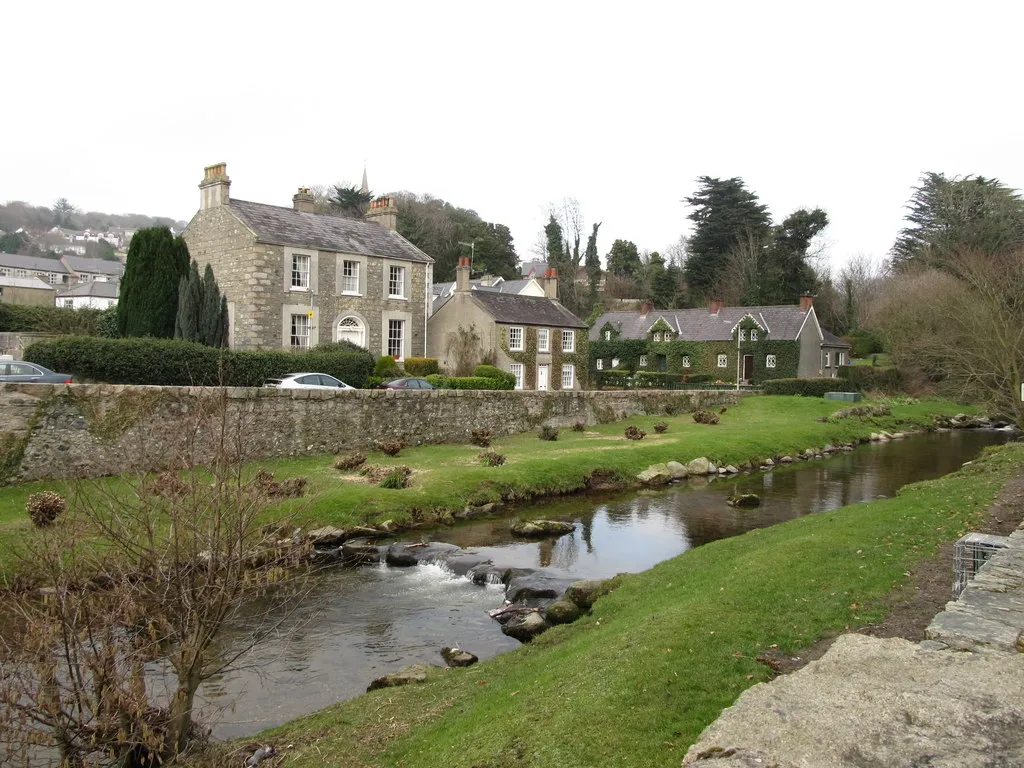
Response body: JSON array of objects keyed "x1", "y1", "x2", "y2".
[
  {"x1": 378, "y1": 377, "x2": 435, "y2": 390},
  {"x1": 0, "y1": 358, "x2": 73, "y2": 384}
]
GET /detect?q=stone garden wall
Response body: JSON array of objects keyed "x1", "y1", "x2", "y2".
[{"x1": 0, "y1": 383, "x2": 751, "y2": 482}]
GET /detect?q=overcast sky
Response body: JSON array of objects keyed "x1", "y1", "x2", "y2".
[{"x1": 3, "y1": 1, "x2": 1022, "y2": 272}]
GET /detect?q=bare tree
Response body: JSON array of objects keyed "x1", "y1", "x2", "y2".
[
  {"x1": 0, "y1": 396, "x2": 310, "y2": 767},
  {"x1": 444, "y1": 324, "x2": 481, "y2": 376},
  {"x1": 712, "y1": 233, "x2": 769, "y2": 306}
]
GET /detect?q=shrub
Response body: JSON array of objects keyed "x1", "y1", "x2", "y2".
[
  {"x1": 624, "y1": 425, "x2": 646, "y2": 440},
  {"x1": 23, "y1": 337, "x2": 375, "y2": 388},
  {"x1": 0, "y1": 303, "x2": 109, "y2": 335},
  {"x1": 374, "y1": 355, "x2": 401, "y2": 378},
  {"x1": 377, "y1": 440, "x2": 407, "y2": 456},
  {"x1": 425, "y1": 374, "x2": 452, "y2": 389},
  {"x1": 404, "y1": 357, "x2": 439, "y2": 377},
  {"x1": 361, "y1": 464, "x2": 412, "y2": 486},
  {"x1": 150, "y1": 471, "x2": 189, "y2": 498},
  {"x1": 684, "y1": 374, "x2": 714, "y2": 384},
  {"x1": 470, "y1": 428, "x2": 493, "y2": 447},
  {"x1": 693, "y1": 410, "x2": 720, "y2": 425},
  {"x1": 478, "y1": 451, "x2": 506, "y2": 467},
  {"x1": 763, "y1": 378, "x2": 850, "y2": 397},
  {"x1": 572, "y1": 422, "x2": 586, "y2": 432},
  {"x1": 427, "y1": 375, "x2": 511, "y2": 390},
  {"x1": 379, "y1": 468, "x2": 411, "y2": 489},
  {"x1": 653, "y1": 422, "x2": 668, "y2": 433},
  {"x1": 254, "y1": 470, "x2": 307, "y2": 498},
  {"x1": 538, "y1": 425, "x2": 559, "y2": 441},
  {"x1": 473, "y1": 365, "x2": 516, "y2": 389},
  {"x1": 333, "y1": 452, "x2": 366, "y2": 470},
  {"x1": 26, "y1": 491, "x2": 66, "y2": 527},
  {"x1": 364, "y1": 376, "x2": 385, "y2": 389},
  {"x1": 838, "y1": 366, "x2": 902, "y2": 393}
]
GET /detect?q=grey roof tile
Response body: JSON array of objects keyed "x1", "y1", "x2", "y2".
[
  {"x1": 821, "y1": 330, "x2": 851, "y2": 348},
  {"x1": 56, "y1": 281, "x2": 120, "y2": 298},
  {"x1": 470, "y1": 292, "x2": 587, "y2": 328},
  {"x1": 590, "y1": 305, "x2": 830, "y2": 342},
  {"x1": 0, "y1": 253, "x2": 69, "y2": 273},
  {"x1": 62, "y1": 256, "x2": 124, "y2": 276},
  {"x1": 0, "y1": 276, "x2": 56, "y2": 290},
  {"x1": 229, "y1": 200, "x2": 434, "y2": 264}
]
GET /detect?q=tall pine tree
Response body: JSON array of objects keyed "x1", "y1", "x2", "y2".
[
  {"x1": 119, "y1": 227, "x2": 190, "y2": 338},
  {"x1": 199, "y1": 264, "x2": 223, "y2": 347},
  {"x1": 174, "y1": 261, "x2": 202, "y2": 341}
]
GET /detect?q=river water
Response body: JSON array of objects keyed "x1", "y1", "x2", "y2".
[{"x1": 200, "y1": 429, "x2": 1009, "y2": 738}]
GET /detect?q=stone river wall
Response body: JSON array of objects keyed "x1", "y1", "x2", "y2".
[{"x1": 0, "y1": 383, "x2": 751, "y2": 482}]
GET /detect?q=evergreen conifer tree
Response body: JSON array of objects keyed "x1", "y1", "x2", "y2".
[
  {"x1": 119, "y1": 227, "x2": 190, "y2": 338},
  {"x1": 199, "y1": 264, "x2": 222, "y2": 346},
  {"x1": 174, "y1": 261, "x2": 203, "y2": 342}
]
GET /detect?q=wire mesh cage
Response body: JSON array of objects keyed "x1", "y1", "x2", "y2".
[{"x1": 953, "y1": 532, "x2": 1009, "y2": 598}]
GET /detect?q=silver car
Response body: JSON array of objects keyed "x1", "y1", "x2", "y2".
[
  {"x1": 263, "y1": 372, "x2": 354, "y2": 390},
  {"x1": 0, "y1": 358, "x2": 73, "y2": 383}
]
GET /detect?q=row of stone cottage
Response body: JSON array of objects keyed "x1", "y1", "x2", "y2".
[{"x1": 184, "y1": 163, "x2": 849, "y2": 391}]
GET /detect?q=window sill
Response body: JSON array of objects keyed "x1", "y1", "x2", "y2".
[
  {"x1": 290, "y1": 286, "x2": 310, "y2": 292},
  {"x1": 387, "y1": 295, "x2": 408, "y2": 301},
  {"x1": 509, "y1": 347, "x2": 524, "y2": 353},
  {"x1": 340, "y1": 290, "x2": 363, "y2": 297}
]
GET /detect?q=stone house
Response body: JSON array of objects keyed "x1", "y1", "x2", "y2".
[
  {"x1": 183, "y1": 163, "x2": 434, "y2": 358},
  {"x1": 0, "y1": 276, "x2": 57, "y2": 307},
  {"x1": 589, "y1": 297, "x2": 851, "y2": 384},
  {"x1": 428, "y1": 259, "x2": 588, "y2": 390}
]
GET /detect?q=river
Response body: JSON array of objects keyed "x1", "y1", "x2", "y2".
[{"x1": 197, "y1": 429, "x2": 1010, "y2": 738}]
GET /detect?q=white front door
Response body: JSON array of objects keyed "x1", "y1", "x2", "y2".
[{"x1": 536, "y1": 364, "x2": 549, "y2": 391}]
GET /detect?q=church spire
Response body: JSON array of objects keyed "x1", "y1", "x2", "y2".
[{"x1": 360, "y1": 165, "x2": 369, "y2": 194}]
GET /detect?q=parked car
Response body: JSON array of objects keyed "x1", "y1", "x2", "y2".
[
  {"x1": 264, "y1": 373, "x2": 354, "y2": 390},
  {"x1": 0, "y1": 357, "x2": 73, "y2": 384},
  {"x1": 377, "y1": 377, "x2": 435, "y2": 390}
]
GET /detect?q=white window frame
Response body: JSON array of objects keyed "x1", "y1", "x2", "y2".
[
  {"x1": 388, "y1": 265, "x2": 406, "y2": 299},
  {"x1": 561, "y1": 363, "x2": 575, "y2": 389},
  {"x1": 604, "y1": 330, "x2": 611, "y2": 341},
  {"x1": 681, "y1": 356, "x2": 691, "y2": 368},
  {"x1": 838, "y1": 352, "x2": 845, "y2": 366},
  {"x1": 562, "y1": 329, "x2": 575, "y2": 353},
  {"x1": 738, "y1": 329, "x2": 746, "y2": 341},
  {"x1": 290, "y1": 252, "x2": 310, "y2": 291},
  {"x1": 639, "y1": 355, "x2": 648, "y2": 367},
  {"x1": 596, "y1": 359, "x2": 604, "y2": 371},
  {"x1": 537, "y1": 328, "x2": 550, "y2": 353},
  {"x1": 337, "y1": 315, "x2": 365, "y2": 347},
  {"x1": 653, "y1": 332, "x2": 661, "y2": 342},
  {"x1": 387, "y1": 319, "x2": 404, "y2": 360},
  {"x1": 510, "y1": 363, "x2": 524, "y2": 390},
  {"x1": 341, "y1": 260, "x2": 360, "y2": 295},
  {"x1": 508, "y1": 326, "x2": 524, "y2": 351},
  {"x1": 717, "y1": 354, "x2": 728, "y2": 368},
  {"x1": 750, "y1": 329, "x2": 758, "y2": 341},
  {"x1": 824, "y1": 352, "x2": 831, "y2": 368},
  {"x1": 290, "y1": 313, "x2": 310, "y2": 349},
  {"x1": 766, "y1": 354, "x2": 777, "y2": 369}
]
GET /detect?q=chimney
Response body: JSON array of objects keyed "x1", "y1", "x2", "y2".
[
  {"x1": 456, "y1": 257, "x2": 471, "y2": 292},
  {"x1": 639, "y1": 300, "x2": 654, "y2": 316},
  {"x1": 542, "y1": 268, "x2": 558, "y2": 300},
  {"x1": 709, "y1": 298, "x2": 724, "y2": 315},
  {"x1": 799, "y1": 294, "x2": 814, "y2": 312},
  {"x1": 365, "y1": 196, "x2": 398, "y2": 231},
  {"x1": 292, "y1": 187, "x2": 316, "y2": 213},
  {"x1": 199, "y1": 163, "x2": 230, "y2": 209}
]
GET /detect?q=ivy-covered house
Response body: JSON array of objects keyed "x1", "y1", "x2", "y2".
[
  {"x1": 589, "y1": 297, "x2": 850, "y2": 386},
  {"x1": 427, "y1": 259, "x2": 588, "y2": 390}
]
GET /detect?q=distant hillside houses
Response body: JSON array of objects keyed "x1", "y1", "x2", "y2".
[{"x1": 0, "y1": 252, "x2": 124, "y2": 286}]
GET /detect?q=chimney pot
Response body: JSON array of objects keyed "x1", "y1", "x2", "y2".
[
  {"x1": 709, "y1": 298, "x2": 724, "y2": 315},
  {"x1": 799, "y1": 294, "x2": 814, "y2": 312},
  {"x1": 293, "y1": 187, "x2": 316, "y2": 214},
  {"x1": 199, "y1": 162, "x2": 231, "y2": 209}
]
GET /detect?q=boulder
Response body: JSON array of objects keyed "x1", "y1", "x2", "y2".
[
  {"x1": 545, "y1": 599, "x2": 582, "y2": 625},
  {"x1": 501, "y1": 611, "x2": 550, "y2": 642},
  {"x1": 307, "y1": 526, "x2": 348, "y2": 547},
  {"x1": 505, "y1": 570, "x2": 574, "y2": 602},
  {"x1": 637, "y1": 464, "x2": 673, "y2": 485},
  {"x1": 510, "y1": 520, "x2": 575, "y2": 537},
  {"x1": 724, "y1": 465, "x2": 739, "y2": 474},
  {"x1": 342, "y1": 541, "x2": 381, "y2": 566},
  {"x1": 367, "y1": 664, "x2": 437, "y2": 691},
  {"x1": 385, "y1": 544, "x2": 419, "y2": 567},
  {"x1": 440, "y1": 647, "x2": 478, "y2": 667},
  {"x1": 779, "y1": 455, "x2": 793, "y2": 464},
  {"x1": 727, "y1": 493, "x2": 761, "y2": 508},
  {"x1": 564, "y1": 578, "x2": 617, "y2": 610},
  {"x1": 474, "y1": 502, "x2": 499, "y2": 514},
  {"x1": 377, "y1": 519, "x2": 397, "y2": 534},
  {"x1": 761, "y1": 458, "x2": 775, "y2": 467},
  {"x1": 687, "y1": 457, "x2": 711, "y2": 475},
  {"x1": 666, "y1": 461, "x2": 688, "y2": 479}
]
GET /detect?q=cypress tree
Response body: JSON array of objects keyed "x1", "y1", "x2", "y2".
[
  {"x1": 199, "y1": 264, "x2": 222, "y2": 347},
  {"x1": 119, "y1": 227, "x2": 190, "y2": 338},
  {"x1": 175, "y1": 261, "x2": 203, "y2": 342},
  {"x1": 217, "y1": 294, "x2": 229, "y2": 348}
]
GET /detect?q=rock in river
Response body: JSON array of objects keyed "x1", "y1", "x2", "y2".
[
  {"x1": 510, "y1": 520, "x2": 575, "y2": 538},
  {"x1": 638, "y1": 463, "x2": 673, "y2": 485},
  {"x1": 502, "y1": 611, "x2": 551, "y2": 642},
  {"x1": 564, "y1": 578, "x2": 617, "y2": 610},
  {"x1": 545, "y1": 599, "x2": 582, "y2": 625},
  {"x1": 727, "y1": 493, "x2": 761, "y2": 508},
  {"x1": 441, "y1": 647, "x2": 478, "y2": 667},
  {"x1": 367, "y1": 663, "x2": 438, "y2": 691}
]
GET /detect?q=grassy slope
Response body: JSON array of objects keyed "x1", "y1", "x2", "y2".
[
  {"x1": 0, "y1": 396, "x2": 970, "y2": 579},
  {"x1": 259, "y1": 440, "x2": 1021, "y2": 768}
]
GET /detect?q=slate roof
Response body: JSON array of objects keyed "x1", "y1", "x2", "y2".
[
  {"x1": 590, "y1": 305, "x2": 822, "y2": 342},
  {"x1": 228, "y1": 200, "x2": 433, "y2": 263},
  {"x1": 63, "y1": 256, "x2": 124, "y2": 277},
  {"x1": 821, "y1": 329, "x2": 851, "y2": 348},
  {"x1": 0, "y1": 253, "x2": 69, "y2": 273},
  {"x1": 520, "y1": 259, "x2": 548, "y2": 278},
  {"x1": 56, "y1": 281, "x2": 119, "y2": 299},
  {"x1": 0, "y1": 276, "x2": 56, "y2": 290},
  {"x1": 471, "y1": 291, "x2": 587, "y2": 329}
]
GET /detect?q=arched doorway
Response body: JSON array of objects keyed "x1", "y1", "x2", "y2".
[{"x1": 337, "y1": 316, "x2": 365, "y2": 348}]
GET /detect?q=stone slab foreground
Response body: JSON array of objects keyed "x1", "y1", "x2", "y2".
[{"x1": 682, "y1": 633, "x2": 1024, "y2": 768}]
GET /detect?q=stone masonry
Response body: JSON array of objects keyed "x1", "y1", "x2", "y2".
[{"x1": 0, "y1": 383, "x2": 748, "y2": 482}]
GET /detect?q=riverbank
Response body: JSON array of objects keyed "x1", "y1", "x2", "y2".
[
  {"x1": 228, "y1": 438, "x2": 1024, "y2": 768},
  {"x1": 0, "y1": 395, "x2": 977, "y2": 579}
]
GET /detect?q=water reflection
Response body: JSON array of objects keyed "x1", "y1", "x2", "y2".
[{"x1": 202, "y1": 430, "x2": 1008, "y2": 738}]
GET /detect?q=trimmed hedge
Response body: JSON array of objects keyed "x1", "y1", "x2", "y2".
[
  {"x1": 23, "y1": 336, "x2": 375, "y2": 388},
  {"x1": 374, "y1": 355, "x2": 401, "y2": 377},
  {"x1": 0, "y1": 304, "x2": 110, "y2": 336},
  {"x1": 473, "y1": 364, "x2": 516, "y2": 389},
  {"x1": 762, "y1": 378, "x2": 857, "y2": 397},
  {"x1": 838, "y1": 365, "x2": 904, "y2": 393},
  {"x1": 404, "y1": 357, "x2": 439, "y2": 376},
  {"x1": 425, "y1": 374, "x2": 514, "y2": 391}
]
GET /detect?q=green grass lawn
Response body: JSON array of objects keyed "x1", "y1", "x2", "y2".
[
  {"x1": 0, "y1": 395, "x2": 970, "y2": 580},
  {"x1": 249, "y1": 439, "x2": 1021, "y2": 768}
]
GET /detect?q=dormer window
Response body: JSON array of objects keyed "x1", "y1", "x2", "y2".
[
  {"x1": 653, "y1": 332, "x2": 662, "y2": 342},
  {"x1": 750, "y1": 329, "x2": 758, "y2": 341},
  {"x1": 738, "y1": 329, "x2": 746, "y2": 342}
]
